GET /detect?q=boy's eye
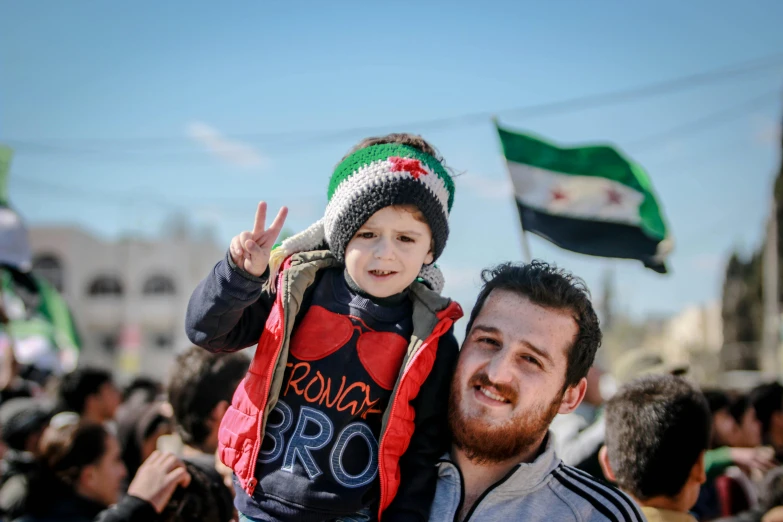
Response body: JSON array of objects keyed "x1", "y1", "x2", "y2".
[
  {"x1": 399, "y1": 235, "x2": 414, "y2": 243},
  {"x1": 478, "y1": 337, "x2": 499, "y2": 347},
  {"x1": 356, "y1": 232, "x2": 374, "y2": 239}
]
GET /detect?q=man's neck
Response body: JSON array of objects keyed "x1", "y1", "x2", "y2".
[{"x1": 452, "y1": 437, "x2": 545, "y2": 522}]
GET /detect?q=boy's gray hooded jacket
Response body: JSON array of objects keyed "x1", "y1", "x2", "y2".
[{"x1": 429, "y1": 435, "x2": 646, "y2": 522}]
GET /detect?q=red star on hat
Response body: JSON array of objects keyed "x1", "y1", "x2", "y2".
[
  {"x1": 607, "y1": 188, "x2": 623, "y2": 205},
  {"x1": 551, "y1": 188, "x2": 567, "y2": 202},
  {"x1": 389, "y1": 157, "x2": 429, "y2": 179}
]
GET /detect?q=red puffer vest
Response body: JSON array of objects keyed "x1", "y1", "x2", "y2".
[{"x1": 217, "y1": 252, "x2": 463, "y2": 520}]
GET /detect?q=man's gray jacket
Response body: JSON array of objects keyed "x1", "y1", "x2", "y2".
[{"x1": 429, "y1": 434, "x2": 646, "y2": 522}]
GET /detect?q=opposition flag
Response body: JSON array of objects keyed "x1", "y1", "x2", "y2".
[
  {"x1": 496, "y1": 123, "x2": 672, "y2": 273},
  {"x1": 0, "y1": 145, "x2": 12, "y2": 206}
]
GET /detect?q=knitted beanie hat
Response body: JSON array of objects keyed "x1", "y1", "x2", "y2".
[{"x1": 267, "y1": 143, "x2": 455, "y2": 293}]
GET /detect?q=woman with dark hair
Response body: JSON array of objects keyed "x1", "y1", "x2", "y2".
[{"x1": 14, "y1": 417, "x2": 189, "y2": 522}]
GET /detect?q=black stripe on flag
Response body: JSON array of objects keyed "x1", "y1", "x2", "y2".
[{"x1": 517, "y1": 201, "x2": 667, "y2": 273}]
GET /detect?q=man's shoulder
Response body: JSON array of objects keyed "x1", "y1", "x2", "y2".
[{"x1": 548, "y1": 464, "x2": 646, "y2": 522}]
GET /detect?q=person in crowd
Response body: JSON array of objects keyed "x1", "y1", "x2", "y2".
[
  {"x1": 14, "y1": 420, "x2": 190, "y2": 522},
  {"x1": 115, "y1": 398, "x2": 173, "y2": 488},
  {"x1": 599, "y1": 374, "x2": 711, "y2": 522},
  {"x1": 121, "y1": 377, "x2": 163, "y2": 405},
  {"x1": 750, "y1": 384, "x2": 783, "y2": 460},
  {"x1": 158, "y1": 460, "x2": 235, "y2": 522},
  {"x1": 57, "y1": 368, "x2": 121, "y2": 425},
  {"x1": 715, "y1": 465, "x2": 783, "y2": 522},
  {"x1": 0, "y1": 398, "x2": 52, "y2": 519},
  {"x1": 554, "y1": 347, "x2": 688, "y2": 479},
  {"x1": 187, "y1": 133, "x2": 462, "y2": 521},
  {"x1": 166, "y1": 346, "x2": 248, "y2": 515},
  {"x1": 429, "y1": 261, "x2": 644, "y2": 522}
]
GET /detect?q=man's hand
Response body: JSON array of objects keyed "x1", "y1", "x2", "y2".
[
  {"x1": 127, "y1": 451, "x2": 191, "y2": 514},
  {"x1": 730, "y1": 446, "x2": 777, "y2": 474},
  {"x1": 229, "y1": 201, "x2": 288, "y2": 277}
]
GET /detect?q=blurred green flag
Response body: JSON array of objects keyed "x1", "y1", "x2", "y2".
[{"x1": 0, "y1": 145, "x2": 12, "y2": 206}]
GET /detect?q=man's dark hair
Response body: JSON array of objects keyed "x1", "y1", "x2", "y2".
[
  {"x1": 604, "y1": 374, "x2": 711, "y2": 501},
  {"x1": 167, "y1": 347, "x2": 249, "y2": 448},
  {"x1": 122, "y1": 377, "x2": 162, "y2": 403},
  {"x1": 465, "y1": 261, "x2": 601, "y2": 389},
  {"x1": 750, "y1": 382, "x2": 783, "y2": 438},
  {"x1": 57, "y1": 367, "x2": 113, "y2": 415},
  {"x1": 728, "y1": 394, "x2": 752, "y2": 425},
  {"x1": 702, "y1": 389, "x2": 730, "y2": 415},
  {"x1": 160, "y1": 460, "x2": 234, "y2": 522}
]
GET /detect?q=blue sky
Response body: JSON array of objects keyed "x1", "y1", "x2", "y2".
[{"x1": 2, "y1": 0, "x2": 783, "y2": 322}]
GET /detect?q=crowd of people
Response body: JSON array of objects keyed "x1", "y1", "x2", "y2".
[{"x1": 1, "y1": 131, "x2": 782, "y2": 521}]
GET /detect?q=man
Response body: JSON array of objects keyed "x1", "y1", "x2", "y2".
[
  {"x1": 0, "y1": 397, "x2": 52, "y2": 519},
  {"x1": 430, "y1": 261, "x2": 644, "y2": 522},
  {"x1": 166, "y1": 346, "x2": 250, "y2": 522},
  {"x1": 166, "y1": 346, "x2": 249, "y2": 457},
  {"x1": 749, "y1": 383, "x2": 783, "y2": 460},
  {"x1": 599, "y1": 374, "x2": 711, "y2": 522},
  {"x1": 57, "y1": 367, "x2": 121, "y2": 424}
]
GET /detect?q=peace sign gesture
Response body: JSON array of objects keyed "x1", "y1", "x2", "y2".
[{"x1": 229, "y1": 201, "x2": 288, "y2": 277}]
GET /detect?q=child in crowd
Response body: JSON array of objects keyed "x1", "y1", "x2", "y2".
[
  {"x1": 599, "y1": 374, "x2": 711, "y2": 522},
  {"x1": 186, "y1": 133, "x2": 462, "y2": 521}
]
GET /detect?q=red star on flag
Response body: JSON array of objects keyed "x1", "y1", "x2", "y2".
[
  {"x1": 607, "y1": 188, "x2": 623, "y2": 205},
  {"x1": 389, "y1": 157, "x2": 429, "y2": 179},
  {"x1": 551, "y1": 188, "x2": 567, "y2": 202}
]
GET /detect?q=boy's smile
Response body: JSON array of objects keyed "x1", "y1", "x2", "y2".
[{"x1": 344, "y1": 206, "x2": 434, "y2": 298}]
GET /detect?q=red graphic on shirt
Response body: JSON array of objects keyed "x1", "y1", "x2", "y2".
[
  {"x1": 289, "y1": 306, "x2": 408, "y2": 391},
  {"x1": 388, "y1": 156, "x2": 429, "y2": 180}
]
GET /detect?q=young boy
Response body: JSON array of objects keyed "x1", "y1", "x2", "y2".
[
  {"x1": 599, "y1": 374, "x2": 712, "y2": 522},
  {"x1": 186, "y1": 134, "x2": 462, "y2": 522}
]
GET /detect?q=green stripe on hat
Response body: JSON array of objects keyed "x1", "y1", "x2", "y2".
[{"x1": 328, "y1": 143, "x2": 455, "y2": 211}]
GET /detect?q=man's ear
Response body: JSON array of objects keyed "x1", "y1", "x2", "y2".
[
  {"x1": 598, "y1": 445, "x2": 616, "y2": 482},
  {"x1": 424, "y1": 250, "x2": 434, "y2": 266},
  {"x1": 558, "y1": 377, "x2": 587, "y2": 415}
]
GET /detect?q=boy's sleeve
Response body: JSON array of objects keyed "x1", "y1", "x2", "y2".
[
  {"x1": 185, "y1": 251, "x2": 277, "y2": 353},
  {"x1": 383, "y1": 327, "x2": 460, "y2": 522}
]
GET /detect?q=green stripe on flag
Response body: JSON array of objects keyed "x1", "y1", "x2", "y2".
[
  {"x1": 0, "y1": 145, "x2": 13, "y2": 206},
  {"x1": 496, "y1": 124, "x2": 668, "y2": 241}
]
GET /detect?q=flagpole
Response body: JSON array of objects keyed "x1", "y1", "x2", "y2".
[{"x1": 494, "y1": 116, "x2": 533, "y2": 263}]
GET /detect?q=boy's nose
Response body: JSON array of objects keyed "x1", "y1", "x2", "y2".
[{"x1": 373, "y1": 237, "x2": 395, "y2": 259}]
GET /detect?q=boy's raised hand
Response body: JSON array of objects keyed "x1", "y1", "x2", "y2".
[{"x1": 230, "y1": 201, "x2": 288, "y2": 277}]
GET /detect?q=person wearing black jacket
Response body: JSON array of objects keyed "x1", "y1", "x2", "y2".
[{"x1": 13, "y1": 419, "x2": 189, "y2": 522}]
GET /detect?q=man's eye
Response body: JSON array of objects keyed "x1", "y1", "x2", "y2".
[
  {"x1": 521, "y1": 355, "x2": 541, "y2": 367},
  {"x1": 357, "y1": 232, "x2": 374, "y2": 239},
  {"x1": 399, "y1": 236, "x2": 414, "y2": 243}
]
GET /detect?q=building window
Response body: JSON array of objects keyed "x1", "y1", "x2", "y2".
[
  {"x1": 87, "y1": 276, "x2": 124, "y2": 297},
  {"x1": 152, "y1": 332, "x2": 174, "y2": 350},
  {"x1": 32, "y1": 254, "x2": 64, "y2": 292},
  {"x1": 100, "y1": 333, "x2": 119, "y2": 354},
  {"x1": 142, "y1": 275, "x2": 175, "y2": 296}
]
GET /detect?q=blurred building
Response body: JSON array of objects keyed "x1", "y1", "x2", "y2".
[
  {"x1": 639, "y1": 301, "x2": 723, "y2": 385},
  {"x1": 27, "y1": 225, "x2": 224, "y2": 382}
]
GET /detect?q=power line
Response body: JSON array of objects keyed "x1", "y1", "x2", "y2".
[
  {"x1": 6, "y1": 51, "x2": 783, "y2": 155},
  {"x1": 625, "y1": 90, "x2": 781, "y2": 153}
]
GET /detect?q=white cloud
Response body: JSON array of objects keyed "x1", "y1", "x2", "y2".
[
  {"x1": 457, "y1": 174, "x2": 512, "y2": 200},
  {"x1": 186, "y1": 121, "x2": 268, "y2": 169}
]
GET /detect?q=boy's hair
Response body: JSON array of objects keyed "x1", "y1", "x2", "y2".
[
  {"x1": 466, "y1": 261, "x2": 601, "y2": 390},
  {"x1": 57, "y1": 367, "x2": 113, "y2": 415},
  {"x1": 604, "y1": 374, "x2": 711, "y2": 501},
  {"x1": 341, "y1": 133, "x2": 443, "y2": 163},
  {"x1": 167, "y1": 347, "x2": 249, "y2": 448}
]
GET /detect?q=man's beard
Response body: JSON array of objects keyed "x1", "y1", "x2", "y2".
[{"x1": 449, "y1": 371, "x2": 563, "y2": 464}]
